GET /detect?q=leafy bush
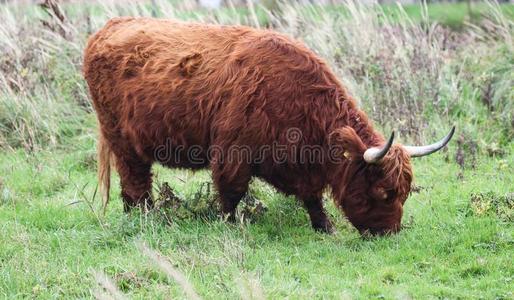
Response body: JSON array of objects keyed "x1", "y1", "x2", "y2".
[{"x1": 468, "y1": 192, "x2": 514, "y2": 222}]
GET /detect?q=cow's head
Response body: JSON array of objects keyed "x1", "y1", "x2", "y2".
[{"x1": 331, "y1": 126, "x2": 454, "y2": 235}]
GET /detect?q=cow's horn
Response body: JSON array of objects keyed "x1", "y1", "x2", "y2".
[
  {"x1": 404, "y1": 126, "x2": 455, "y2": 158},
  {"x1": 363, "y1": 132, "x2": 395, "y2": 163}
]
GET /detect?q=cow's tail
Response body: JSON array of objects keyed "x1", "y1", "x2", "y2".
[{"x1": 97, "y1": 131, "x2": 112, "y2": 213}]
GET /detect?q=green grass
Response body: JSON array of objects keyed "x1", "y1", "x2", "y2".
[
  {"x1": 1, "y1": 140, "x2": 513, "y2": 299},
  {"x1": 382, "y1": 2, "x2": 514, "y2": 28}
]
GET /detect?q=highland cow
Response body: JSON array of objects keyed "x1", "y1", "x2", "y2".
[{"x1": 83, "y1": 17, "x2": 454, "y2": 235}]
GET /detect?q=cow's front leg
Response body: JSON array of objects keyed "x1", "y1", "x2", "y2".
[{"x1": 303, "y1": 197, "x2": 334, "y2": 234}]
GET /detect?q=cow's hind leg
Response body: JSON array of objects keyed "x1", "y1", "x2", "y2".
[
  {"x1": 303, "y1": 196, "x2": 334, "y2": 234},
  {"x1": 212, "y1": 161, "x2": 252, "y2": 221},
  {"x1": 114, "y1": 150, "x2": 153, "y2": 211}
]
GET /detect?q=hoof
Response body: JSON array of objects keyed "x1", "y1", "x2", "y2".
[{"x1": 313, "y1": 221, "x2": 335, "y2": 234}]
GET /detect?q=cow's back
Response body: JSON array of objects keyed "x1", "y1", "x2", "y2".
[
  {"x1": 84, "y1": 17, "x2": 344, "y2": 172},
  {"x1": 84, "y1": 18, "x2": 256, "y2": 161}
]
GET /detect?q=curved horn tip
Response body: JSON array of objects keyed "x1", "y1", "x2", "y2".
[
  {"x1": 387, "y1": 131, "x2": 395, "y2": 145},
  {"x1": 448, "y1": 125, "x2": 455, "y2": 141},
  {"x1": 404, "y1": 126, "x2": 456, "y2": 158},
  {"x1": 363, "y1": 131, "x2": 395, "y2": 163}
]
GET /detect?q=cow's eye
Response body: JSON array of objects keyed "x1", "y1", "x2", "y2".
[
  {"x1": 385, "y1": 190, "x2": 397, "y2": 202},
  {"x1": 371, "y1": 186, "x2": 388, "y2": 201}
]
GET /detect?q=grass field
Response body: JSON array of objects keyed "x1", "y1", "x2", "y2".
[
  {"x1": 1, "y1": 139, "x2": 513, "y2": 298},
  {"x1": 0, "y1": 0, "x2": 513, "y2": 299}
]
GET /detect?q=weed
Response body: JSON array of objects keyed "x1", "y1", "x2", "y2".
[
  {"x1": 152, "y1": 181, "x2": 266, "y2": 225},
  {"x1": 468, "y1": 192, "x2": 514, "y2": 222}
]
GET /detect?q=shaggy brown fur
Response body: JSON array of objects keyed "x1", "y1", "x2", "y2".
[{"x1": 84, "y1": 17, "x2": 413, "y2": 234}]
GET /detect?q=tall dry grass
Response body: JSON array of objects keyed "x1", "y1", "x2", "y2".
[
  {"x1": 0, "y1": 3, "x2": 88, "y2": 150},
  {"x1": 0, "y1": 0, "x2": 512, "y2": 150}
]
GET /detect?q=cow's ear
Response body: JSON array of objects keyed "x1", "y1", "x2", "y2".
[
  {"x1": 330, "y1": 127, "x2": 367, "y2": 160},
  {"x1": 178, "y1": 53, "x2": 203, "y2": 77}
]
